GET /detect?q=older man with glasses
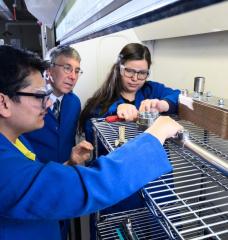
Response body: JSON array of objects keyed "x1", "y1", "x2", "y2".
[
  {"x1": 25, "y1": 45, "x2": 85, "y2": 165},
  {"x1": 24, "y1": 45, "x2": 90, "y2": 240}
]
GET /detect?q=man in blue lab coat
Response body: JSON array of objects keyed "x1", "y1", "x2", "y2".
[
  {"x1": 24, "y1": 45, "x2": 83, "y2": 239},
  {"x1": 0, "y1": 45, "x2": 182, "y2": 240},
  {"x1": 24, "y1": 45, "x2": 82, "y2": 165}
]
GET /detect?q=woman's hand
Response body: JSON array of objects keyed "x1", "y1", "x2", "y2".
[
  {"x1": 65, "y1": 140, "x2": 94, "y2": 165},
  {"x1": 139, "y1": 99, "x2": 169, "y2": 113},
  {"x1": 117, "y1": 103, "x2": 138, "y2": 121}
]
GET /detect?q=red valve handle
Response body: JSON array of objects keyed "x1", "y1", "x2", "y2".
[{"x1": 105, "y1": 115, "x2": 124, "y2": 123}]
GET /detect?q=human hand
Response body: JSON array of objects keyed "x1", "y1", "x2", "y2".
[
  {"x1": 117, "y1": 103, "x2": 138, "y2": 121},
  {"x1": 65, "y1": 140, "x2": 94, "y2": 165},
  {"x1": 145, "y1": 116, "x2": 183, "y2": 144},
  {"x1": 139, "y1": 99, "x2": 169, "y2": 113}
]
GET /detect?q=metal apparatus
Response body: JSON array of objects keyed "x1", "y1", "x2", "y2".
[
  {"x1": 92, "y1": 117, "x2": 228, "y2": 240},
  {"x1": 173, "y1": 130, "x2": 228, "y2": 175},
  {"x1": 97, "y1": 207, "x2": 174, "y2": 239},
  {"x1": 137, "y1": 111, "x2": 159, "y2": 131},
  {"x1": 179, "y1": 91, "x2": 228, "y2": 139},
  {"x1": 115, "y1": 126, "x2": 127, "y2": 147},
  {"x1": 193, "y1": 77, "x2": 205, "y2": 95}
]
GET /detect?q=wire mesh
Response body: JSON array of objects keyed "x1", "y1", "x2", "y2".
[
  {"x1": 92, "y1": 117, "x2": 228, "y2": 239},
  {"x1": 97, "y1": 207, "x2": 173, "y2": 239}
]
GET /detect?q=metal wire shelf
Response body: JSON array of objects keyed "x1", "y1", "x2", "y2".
[
  {"x1": 97, "y1": 207, "x2": 173, "y2": 239},
  {"x1": 92, "y1": 117, "x2": 228, "y2": 240}
]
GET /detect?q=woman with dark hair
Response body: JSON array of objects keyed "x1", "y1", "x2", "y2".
[
  {"x1": 79, "y1": 43, "x2": 180, "y2": 145},
  {"x1": 78, "y1": 43, "x2": 180, "y2": 237}
]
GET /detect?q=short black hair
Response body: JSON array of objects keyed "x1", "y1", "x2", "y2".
[{"x1": 0, "y1": 45, "x2": 49, "y2": 99}]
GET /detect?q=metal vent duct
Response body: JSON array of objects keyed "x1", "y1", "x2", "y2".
[{"x1": 0, "y1": 1, "x2": 13, "y2": 20}]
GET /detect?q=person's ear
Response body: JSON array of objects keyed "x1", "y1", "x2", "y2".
[
  {"x1": 0, "y1": 93, "x2": 12, "y2": 117},
  {"x1": 44, "y1": 69, "x2": 54, "y2": 84}
]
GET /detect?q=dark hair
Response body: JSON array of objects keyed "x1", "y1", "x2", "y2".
[
  {"x1": 78, "y1": 43, "x2": 151, "y2": 133},
  {"x1": 0, "y1": 45, "x2": 48, "y2": 101},
  {"x1": 49, "y1": 45, "x2": 81, "y2": 63}
]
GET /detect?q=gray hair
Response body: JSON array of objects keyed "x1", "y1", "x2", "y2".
[{"x1": 49, "y1": 45, "x2": 81, "y2": 63}]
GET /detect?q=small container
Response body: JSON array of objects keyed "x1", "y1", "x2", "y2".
[
  {"x1": 194, "y1": 77, "x2": 205, "y2": 95},
  {"x1": 137, "y1": 111, "x2": 159, "y2": 131}
]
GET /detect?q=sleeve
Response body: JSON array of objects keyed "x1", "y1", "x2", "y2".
[
  {"x1": 0, "y1": 133, "x2": 172, "y2": 220},
  {"x1": 84, "y1": 118, "x2": 94, "y2": 144},
  {"x1": 74, "y1": 94, "x2": 81, "y2": 126},
  {"x1": 101, "y1": 98, "x2": 125, "y2": 118},
  {"x1": 145, "y1": 81, "x2": 180, "y2": 114},
  {"x1": 83, "y1": 98, "x2": 124, "y2": 143}
]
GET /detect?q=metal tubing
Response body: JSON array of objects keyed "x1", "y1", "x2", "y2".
[
  {"x1": 173, "y1": 131, "x2": 228, "y2": 175},
  {"x1": 183, "y1": 139, "x2": 228, "y2": 175}
]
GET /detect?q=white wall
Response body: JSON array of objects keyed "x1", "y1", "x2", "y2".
[
  {"x1": 150, "y1": 31, "x2": 228, "y2": 98},
  {"x1": 72, "y1": 29, "x2": 228, "y2": 107},
  {"x1": 71, "y1": 28, "x2": 141, "y2": 106}
]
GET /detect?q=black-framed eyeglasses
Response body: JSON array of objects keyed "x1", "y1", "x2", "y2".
[
  {"x1": 120, "y1": 65, "x2": 150, "y2": 81},
  {"x1": 52, "y1": 63, "x2": 83, "y2": 76},
  {"x1": 15, "y1": 89, "x2": 53, "y2": 109}
]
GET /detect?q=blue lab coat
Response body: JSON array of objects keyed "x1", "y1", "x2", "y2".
[
  {"x1": 84, "y1": 81, "x2": 180, "y2": 145},
  {"x1": 24, "y1": 92, "x2": 81, "y2": 164},
  {"x1": 0, "y1": 131, "x2": 172, "y2": 240}
]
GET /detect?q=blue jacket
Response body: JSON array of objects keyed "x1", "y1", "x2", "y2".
[
  {"x1": 24, "y1": 92, "x2": 81, "y2": 164},
  {"x1": 103, "y1": 81, "x2": 180, "y2": 117},
  {"x1": 0, "y1": 132, "x2": 172, "y2": 240},
  {"x1": 84, "y1": 81, "x2": 180, "y2": 145}
]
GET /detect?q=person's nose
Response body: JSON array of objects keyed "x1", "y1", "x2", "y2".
[
  {"x1": 131, "y1": 72, "x2": 138, "y2": 81},
  {"x1": 68, "y1": 70, "x2": 77, "y2": 80}
]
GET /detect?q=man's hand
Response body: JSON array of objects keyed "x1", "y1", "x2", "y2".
[
  {"x1": 145, "y1": 116, "x2": 183, "y2": 145},
  {"x1": 65, "y1": 140, "x2": 94, "y2": 165}
]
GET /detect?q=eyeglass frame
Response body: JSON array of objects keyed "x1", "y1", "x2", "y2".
[
  {"x1": 120, "y1": 64, "x2": 150, "y2": 81},
  {"x1": 15, "y1": 89, "x2": 53, "y2": 109},
  {"x1": 52, "y1": 63, "x2": 83, "y2": 76}
]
